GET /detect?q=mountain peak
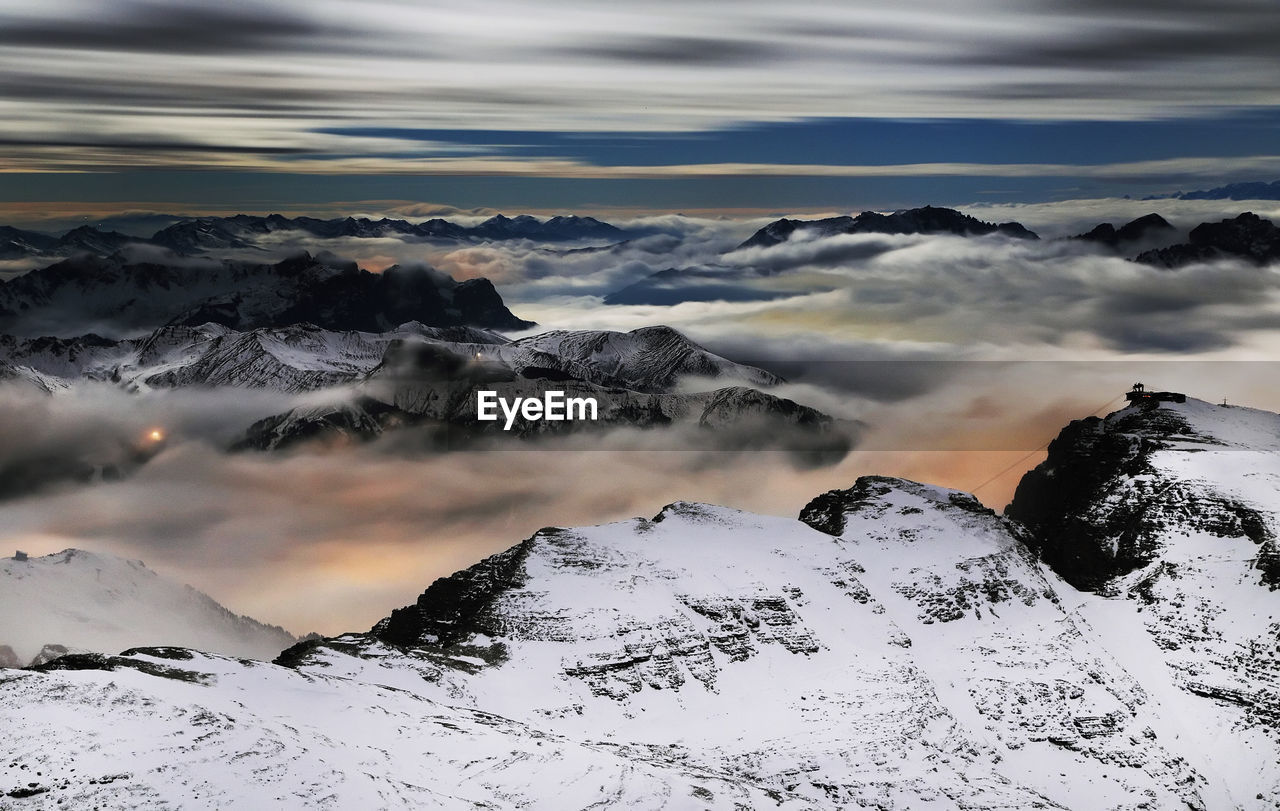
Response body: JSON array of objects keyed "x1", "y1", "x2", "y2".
[
  {"x1": 1136, "y1": 211, "x2": 1280, "y2": 267},
  {"x1": 737, "y1": 206, "x2": 1039, "y2": 249},
  {"x1": 1008, "y1": 392, "x2": 1280, "y2": 590},
  {"x1": 800, "y1": 475, "x2": 996, "y2": 536}
]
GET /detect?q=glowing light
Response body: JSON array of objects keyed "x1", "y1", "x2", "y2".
[{"x1": 148, "y1": 429, "x2": 164, "y2": 442}]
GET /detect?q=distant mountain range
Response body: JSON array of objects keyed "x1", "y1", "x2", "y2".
[
  {"x1": 1136, "y1": 212, "x2": 1280, "y2": 268},
  {"x1": 0, "y1": 320, "x2": 853, "y2": 483},
  {"x1": 0, "y1": 251, "x2": 532, "y2": 337},
  {"x1": 1152, "y1": 179, "x2": 1280, "y2": 201},
  {"x1": 603, "y1": 208, "x2": 1280, "y2": 306},
  {"x1": 736, "y1": 205, "x2": 1040, "y2": 250},
  {"x1": 0, "y1": 213, "x2": 633, "y2": 261}
]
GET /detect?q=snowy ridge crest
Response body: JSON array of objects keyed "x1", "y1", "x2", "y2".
[{"x1": 3, "y1": 395, "x2": 1279, "y2": 807}]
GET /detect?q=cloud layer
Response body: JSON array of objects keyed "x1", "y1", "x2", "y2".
[
  {"x1": 1, "y1": 0, "x2": 1279, "y2": 177},
  {"x1": 5, "y1": 199, "x2": 1280, "y2": 635}
]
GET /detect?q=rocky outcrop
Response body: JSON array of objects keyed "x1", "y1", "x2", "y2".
[
  {"x1": 1006, "y1": 398, "x2": 1276, "y2": 590},
  {"x1": 738, "y1": 205, "x2": 1039, "y2": 249},
  {"x1": 0, "y1": 251, "x2": 532, "y2": 337},
  {"x1": 1074, "y1": 213, "x2": 1175, "y2": 247},
  {"x1": 1136, "y1": 212, "x2": 1280, "y2": 268}
]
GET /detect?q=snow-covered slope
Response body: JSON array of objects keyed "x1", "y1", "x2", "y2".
[
  {"x1": 2, "y1": 320, "x2": 844, "y2": 455},
  {"x1": 3, "y1": 395, "x2": 1276, "y2": 808},
  {"x1": 1, "y1": 323, "x2": 770, "y2": 396},
  {"x1": 209, "y1": 325, "x2": 840, "y2": 451},
  {"x1": 0, "y1": 549, "x2": 296, "y2": 666},
  {"x1": 1, "y1": 647, "x2": 787, "y2": 809},
  {"x1": 1008, "y1": 396, "x2": 1280, "y2": 805},
  {"x1": 511, "y1": 325, "x2": 780, "y2": 391},
  {"x1": 0, "y1": 359, "x2": 67, "y2": 393}
]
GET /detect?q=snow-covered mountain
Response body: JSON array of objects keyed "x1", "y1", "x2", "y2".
[
  {"x1": 2, "y1": 394, "x2": 1276, "y2": 808},
  {"x1": 0, "y1": 251, "x2": 532, "y2": 337},
  {"x1": 0, "y1": 320, "x2": 849, "y2": 456},
  {"x1": 1, "y1": 321, "x2": 781, "y2": 399},
  {"x1": 509, "y1": 325, "x2": 779, "y2": 391},
  {"x1": 230, "y1": 326, "x2": 846, "y2": 453},
  {"x1": 0, "y1": 226, "x2": 60, "y2": 259},
  {"x1": 0, "y1": 359, "x2": 66, "y2": 394},
  {"x1": 1006, "y1": 396, "x2": 1280, "y2": 803},
  {"x1": 0, "y1": 322, "x2": 509, "y2": 392},
  {"x1": 0, "y1": 549, "x2": 296, "y2": 667}
]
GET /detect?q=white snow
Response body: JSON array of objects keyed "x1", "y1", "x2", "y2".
[
  {"x1": 0, "y1": 549, "x2": 295, "y2": 665},
  {"x1": 1, "y1": 396, "x2": 1277, "y2": 808}
]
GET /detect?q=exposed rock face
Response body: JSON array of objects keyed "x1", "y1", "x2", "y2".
[
  {"x1": 0, "y1": 252, "x2": 532, "y2": 337},
  {"x1": 1136, "y1": 212, "x2": 1280, "y2": 268},
  {"x1": 372, "y1": 539, "x2": 535, "y2": 649},
  {"x1": 1074, "y1": 213, "x2": 1176, "y2": 247},
  {"x1": 1007, "y1": 397, "x2": 1278, "y2": 590},
  {"x1": 738, "y1": 205, "x2": 1039, "y2": 249},
  {"x1": 1007, "y1": 396, "x2": 1280, "y2": 803}
]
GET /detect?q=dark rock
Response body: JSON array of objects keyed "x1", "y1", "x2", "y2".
[
  {"x1": 1136, "y1": 212, "x2": 1280, "y2": 268},
  {"x1": 372, "y1": 536, "x2": 536, "y2": 648},
  {"x1": 0, "y1": 251, "x2": 533, "y2": 336},
  {"x1": 1075, "y1": 214, "x2": 1175, "y2": 247},
  {"x1": 738, "y1": 206, "x2": 1039, "y2": 249},
  {"x1": 1006, "y1": 402, "x2": 1277, "y2": 591}
]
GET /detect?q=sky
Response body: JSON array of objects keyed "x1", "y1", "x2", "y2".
[{"x1": 1, "y1": 0, "x2": 1279, "y2": 211}]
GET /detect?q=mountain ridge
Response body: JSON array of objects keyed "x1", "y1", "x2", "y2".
[
  {"x1": 3, "y1": 393, "x2": 1278, "y2": 807},
  {"x1": 0, "y1": 251, "x2": 533, "y2": 337},
  {"x1": 736, "y1": 205, "x2": 1040, "y2": 250},
  {"x1": 0, "y1": 212, "x2": 633, "y2": 262}
]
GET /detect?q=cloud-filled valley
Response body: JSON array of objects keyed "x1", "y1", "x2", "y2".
[{"x1": 4, "y1": 198, "x2": 1280, "y2": 635}]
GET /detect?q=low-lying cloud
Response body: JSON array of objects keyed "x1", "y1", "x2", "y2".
[{"x1": 6, "y1": 198, "x2": 1280, "y2": 638}]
